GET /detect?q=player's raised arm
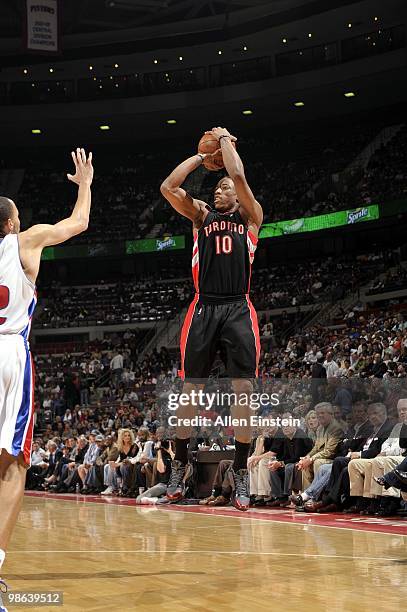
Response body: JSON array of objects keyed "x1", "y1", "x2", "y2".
[
  {"x1": 160, "y1": 155, "x2": 210, "y2": 227},
  {"x1": 211, "y1": 127, "x2": 263, "y2": 229}
]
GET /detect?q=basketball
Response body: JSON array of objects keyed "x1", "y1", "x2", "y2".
[{"x1": 198, "y1": 131, "x2": 236, "y2": 171}]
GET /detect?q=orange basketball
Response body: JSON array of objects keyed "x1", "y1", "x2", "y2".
[
  {"x1": 198, "y1": 131, "x2": 236, "y2": 171},
  {"x1": 198, "y1": 132, "x2": 219, "y2": 155}
]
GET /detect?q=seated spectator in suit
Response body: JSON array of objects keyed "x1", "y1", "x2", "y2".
[
  {"x1": 78, "y1": 432, "x2": 102, "y2": 492},
  {"x1": 352, "y1": 399, "x2": 407, "y2": 516},
  {"x1": 296, "y1": 402, "x2": 344, "y2": 490},
  {"x1": 266, "y1": 412, "x2": 313, "y2": 507},
  {"x1": 345, "y1": 403, "x2": 395, "y2": 513},
  {"x1": 80, "y1": 434, "x2": 106, "y2": 493},
  {"x1": 379, "y1": 455, "x2": 407, "y2": 494},
  {"x1": 61, "y1": 436, "x2": 89, "y2": 492},
  {"x1": 84, "y1": 434, "x2": 114, "y2": 494},
  {"x1": 40, "y1": 441, "x2": 62, "y2": 485},
  {"x1": 199, "y1": 460, "x2": 234, "y2": 507},
  {"x1": 51, "y1": 436, "x2": 79, "y2": 492},
  {"x1": 291, "y1": 402, "x2": 373, "y2": 511}
]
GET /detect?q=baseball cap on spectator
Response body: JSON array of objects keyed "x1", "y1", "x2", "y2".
[
  {"x1": 95, "y1": 434, "x2": 105, "y2": 441},
  {"x1": 91, "y1": 429, "x2": 99, "y2": 435}
]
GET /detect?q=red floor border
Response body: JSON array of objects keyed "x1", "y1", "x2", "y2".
[{"x1": 24, "y1": 491, "x2": 407, "y2": 536}]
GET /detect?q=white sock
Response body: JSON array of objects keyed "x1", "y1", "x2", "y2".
[
  {"x1": 0, "y1": 549, "x2": 5, "y2": 570},
  {"x1": 301, "y1": 492, "x2": 310, "y2": 502}
]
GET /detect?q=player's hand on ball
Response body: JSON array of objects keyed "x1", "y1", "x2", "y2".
[
  {"x1": 67, "y1": 148, "x2": 94, "y2": 186},
  {"x1": 209, "y1": 127, "x2": 237, "y2": 142},
  {"x1": 203, "y1": 148, "x2": 223, "y2": 171}
]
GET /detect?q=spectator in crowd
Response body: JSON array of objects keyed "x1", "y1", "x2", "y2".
[
  {"x1": 199, "y1": 460, "x2": 234, "y2": 507},
  {"x1": 346, "y1": 400, "x2": 406, "y2": 516},
  {"x1": 267, "y1": 412, "x2": 313, "y2": 507},
  {"x1": 341, "y1": 403, "x2": 395, "y2": 514},
  {"x1": 304, "y1": 410, "x2": 319, "y2": 442},
  {"x1": 110, "y1": 351, "x2": 124, "y2": 386},
  {"x1": 248, "y1": 426, "x2": 281, "y2": 506},
  {"x1": 79, "y1": 433, "x2": 105, "y2": 493},
  {"x1": 295, "y1": 402, "x2": 343, "y2": 491},
  {"x1": 323, "y1": 351, "x2": 340, "y2": 379},
  {"x1": 136, "y1": 438, "x2": 174, "y2": 504}
]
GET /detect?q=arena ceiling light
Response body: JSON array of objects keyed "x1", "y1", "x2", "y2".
[
  {"x1": 166, "y1": 119, "x2": 176, "y2": 124},
  {"x1": 242, "y1": 110, "x2": 253, "y2": 115},
  {"x1": 31, "y1": 129, "x2": 41, "y2": 134},
  {"x1": 99, "y1": 125, "x2": 110, "y2": 130},
  {"x1": 344, "y1": 92, "x2": 356, "y2": 97},
  {"x1": 23, "y1": 68, "x2": 28, "y2": 75},
  {"x1": 294, "y1": 101, "x2": 304, "y2": 107}
]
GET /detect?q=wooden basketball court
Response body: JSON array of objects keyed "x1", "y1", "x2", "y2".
[{"x1": 3, "y1": 493, "x2": 406, "y2": 611}]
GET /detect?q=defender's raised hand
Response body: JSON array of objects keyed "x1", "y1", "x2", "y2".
[{"x1": 67, "y1": 148, "x2": 94, "y2": 186}]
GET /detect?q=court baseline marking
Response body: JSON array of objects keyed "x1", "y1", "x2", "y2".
[{"x1": 23, "y1": 492, "x2": 407, "y2": 537}]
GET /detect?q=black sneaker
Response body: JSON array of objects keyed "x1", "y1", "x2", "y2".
[
  {"x1": 166, "y1": 460, "x2": 193, "y2": 501},
  {"x1": 229, "y1": 468, "x2": 250, "y2": 511}
]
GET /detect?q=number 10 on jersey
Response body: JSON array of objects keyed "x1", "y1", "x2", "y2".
[{"x1": 215, "y1": 235, "x2": 233, "y2": 255}]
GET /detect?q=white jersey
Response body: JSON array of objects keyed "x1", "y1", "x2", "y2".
[{"x1": 0, "y1": 234, "x2": 37, "y2": 340}]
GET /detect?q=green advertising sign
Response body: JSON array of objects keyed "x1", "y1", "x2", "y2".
[
  {"x1": 126, "y1": 235, "x2": 185, "y2": 254},
  {"x1": 259, "y1": 204, "x2": 380, "y2": 239}
]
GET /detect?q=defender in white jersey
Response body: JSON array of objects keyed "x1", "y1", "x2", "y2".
[{"x1": 0, "y1": 149, "x2": 93, "y2": 601}]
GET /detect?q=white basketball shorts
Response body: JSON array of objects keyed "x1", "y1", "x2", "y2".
[{"x1": 0, "y1": 335, "x2": 35, "y2": 465}]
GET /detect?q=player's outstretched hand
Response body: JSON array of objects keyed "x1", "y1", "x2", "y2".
[
  {"x1": 209, "y1": 127, "x2": 237, "y2": 142},
  {"x1": 67, "y1": 148, "x2": 94, "y2": 186}
]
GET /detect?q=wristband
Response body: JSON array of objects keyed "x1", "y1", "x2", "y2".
[
  {"x1": 219, "y1": 135, "x2": 231, "y2": 143},
  {"x1": 197, "y1": 153, "x2": 205, "y2": 163}
]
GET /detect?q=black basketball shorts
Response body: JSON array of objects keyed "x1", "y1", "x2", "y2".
[{"x1": 178, "y1": 294, "x2": 260, "y2": 380}]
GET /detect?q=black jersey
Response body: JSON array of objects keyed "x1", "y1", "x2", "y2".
[{"x1": 192, "y1": 209, "x2": 257, "y2": 298}]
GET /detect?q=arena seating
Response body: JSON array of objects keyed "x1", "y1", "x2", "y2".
[{"x1": 14, "y1": 118, "x2": 407, "y2": 245}]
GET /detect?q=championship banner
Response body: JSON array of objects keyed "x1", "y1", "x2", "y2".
[{"x1": 25, "y1": 0, "x2": 60, "y2": 54}]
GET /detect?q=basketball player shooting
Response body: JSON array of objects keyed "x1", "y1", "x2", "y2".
[
  {"x1": 0, "y1": 149, "x2": 93, "y2": 601},
  {"x1": 160, "y1": 127, "x2": 263, "y2": 511}
]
